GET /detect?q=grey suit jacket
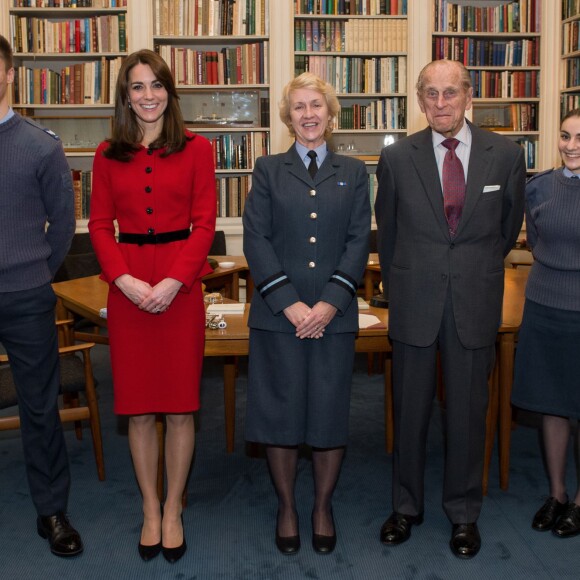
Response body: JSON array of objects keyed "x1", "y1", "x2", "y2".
[
  {"x1": 375, "y1": 121, "x2": 525, "y2": 349},
  {"x1": 243, "y1": 144, "x2": 371, "y2": 333}
]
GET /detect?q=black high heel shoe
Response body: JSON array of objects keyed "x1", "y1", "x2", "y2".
[
  {"x1": 275, "y1": 510, "x2": 300, "y2": 555},
  {"x1": 162, "y1": 515, "x2": 187, "y2": 563},
  {"x1": 312, "y1": 510, "x2": 337, "y2": 554},
  {"x1": 138, "y1": 541, "x2": 161, "y2": 562}
]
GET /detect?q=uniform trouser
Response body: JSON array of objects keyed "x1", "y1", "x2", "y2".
[
  {"x1": 0, "y1": 284, "x2": 70, "y2": 516},
  {"x1": 391, "y1": 289, "x2": 494, "y2": 524}
]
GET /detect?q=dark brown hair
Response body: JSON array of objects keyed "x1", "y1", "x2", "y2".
[
  {"x1": 0, "y1": 35, "x2": 14, "y2": 71},
  {"x1": 104, "y1": 49, "x2": 190, "y2": 161},
  {"x1": 561, "y1": 108, "x2": 580, "y2": 125}
]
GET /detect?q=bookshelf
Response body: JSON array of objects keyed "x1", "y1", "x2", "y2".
[
  {"x1": 432, "y1": 0, "x2": 542, "y2": 173},
  {"x1": 151, "y1": 0, "x2": 271, "y2": 239},
  {"x1": 4, "y1": 0, "x2": 130, "y2": 229},
  {"x1": 561, "y1": 0, "x2": 580, "y2": 116},
  {"x1": 293, "y1": 1, "x2": 409, "y2": 214}
]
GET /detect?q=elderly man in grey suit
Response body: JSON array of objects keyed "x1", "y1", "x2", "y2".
[{"x1": 375, "y1": 59, "x2": 525, "y2": 559}]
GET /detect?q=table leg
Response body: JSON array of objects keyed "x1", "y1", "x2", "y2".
[
  {"x1": 498, "y1": 333, "x2": 516, "y2": 490},
  {"x1": 364, "y1": 271, "x2": 374, "y2": 301},
  {"x1": 223, "y1": 356, "x2": 237, "y2": 453}
]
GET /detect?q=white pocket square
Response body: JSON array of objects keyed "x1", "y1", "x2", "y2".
[{"x1": 483, "y1": 185, "x2": 501, "y2": 192}]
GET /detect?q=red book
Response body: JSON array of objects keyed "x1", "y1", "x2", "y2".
[{"x1": 74, "y1": 20, "x2": 81, "y2": 53}]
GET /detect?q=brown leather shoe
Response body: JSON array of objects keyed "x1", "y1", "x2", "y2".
[
  {"x1": 37, "y1": 512, "x2": 83, "y2": 557},
  {"x1": 532, "y1": 497, "x2": 568, "y2": 531},
  {"x1": 380, "y1": 512, "x2": 424, "y2": 545},
  {"x1": 552, "y1": 502, "x2": 580, "y2": 538},
  {"x1": 450, "y1": 523, "x2": 480, "y2": 559}
]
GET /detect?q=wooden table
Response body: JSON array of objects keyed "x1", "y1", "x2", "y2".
[
  {"x1": 52, "y1": 275, "x2": 392, "y2": 455},
  {"x1": 361, "y1": 259, "x2": 528, "y2": 492},
  {"x1": 204, "y1": 256, "x2": 250, "y2": 302}
]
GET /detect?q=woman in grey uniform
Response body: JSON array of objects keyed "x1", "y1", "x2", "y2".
[{"x1": 243, "y1": 72, "x2": 371, "y2": 555}]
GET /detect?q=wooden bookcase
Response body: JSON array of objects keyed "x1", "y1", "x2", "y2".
[
  {"x1": 2, "y1": 0, "x2": 130, "y2": 229},
  {"x1": 561, "y1": 0, "x2": 580, "y2": 115},
  {"x1": 293, "y1": 1, "x2": 409, "y2": 214}
]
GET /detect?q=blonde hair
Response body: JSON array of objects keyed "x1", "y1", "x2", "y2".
[{"x1": 279, "y1": 72, "x2": 340, "y2": 141}]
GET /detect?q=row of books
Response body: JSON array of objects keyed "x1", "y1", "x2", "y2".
[
  {"x1": 434, "y1": 0, "x2": 540, "y2": 34},
  {"x1": 561, "y1": 94, "x2": 580, "y2": 116},
  {"x1": 208, "y1": 131, "x2": 270, "y2": 170},
  {"x1": 433, "y1": 37, "x2": 540, "y2": 67},
  {"x1": 157, "y1": 42, "x2": 268, "y2": 86},
  {"x1": 295, "y1": 0, "x2": 406, "y2": 15},
  {"x1": 513, "y1": 137, "x2": 537, "y2": 170},
  {"x1": 295, "y1": 55, "x2": 406, "y2": 94},
  {"x1": 11, "y1": 57, "x2": 123, "y2": 104},
  {"x1": 12, "y1": 1, "x2": 127, "y2": 6},
  {"x1": 154, "y1": 0, "x2": 269, "y2": 37},
  {"x1": 562, "y1": 21, "x2": 580, "y2": 57},
  {"x1": 11, "y1": 14, "x2": 127, "y2": 54},
  {"x1": 565, "y1": 57, "x2": 580, "y2": 90},
  {"x1": 563, "y1": 0, "x2": 580, "y2": 20},
  {"x1": 338, "y1": 97, "x2": 405, "y2": 130},
  {"x1": 71, "y1": 169, "x2": 92, "y2": 221},
  {"x1": 294, "y1": 17, "x2": 406, "y2": 53},
  {"x1": 470, "y1": 70, "x2": 539, "y2": 99},
  {"x1": 215, "y1": 175, "x2": 251, "y2": 218}
]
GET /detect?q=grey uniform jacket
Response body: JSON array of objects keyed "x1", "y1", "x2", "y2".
[
  {"x1": 243, "y1": 144, "x2": 371, "y2": 334},
  {"x1": 375, "y1": 120, "x2": 526, "y2": 349}
]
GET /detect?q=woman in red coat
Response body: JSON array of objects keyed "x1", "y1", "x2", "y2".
[{"x1": 89, "y1": 50, "x2": 216, "y2": 563}]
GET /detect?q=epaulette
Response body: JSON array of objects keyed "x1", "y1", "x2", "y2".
[
  {"x1": 22, "y1": 117, "x2": 61, "y2": 140},
  {"x1": 525, "y1": 167, "x2": 553, "y2": 184}
]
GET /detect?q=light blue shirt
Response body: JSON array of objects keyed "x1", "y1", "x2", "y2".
[
  {"x1": 295, "y1": 141, "x2": 327, "y2": 172},
  {"x1": 0, "y1": 107, "x2": 15, "y2": 124}
]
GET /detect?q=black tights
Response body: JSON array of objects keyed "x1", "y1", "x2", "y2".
[{"x1": 266, "y1": 445, "x2": 345, "y2": 537}]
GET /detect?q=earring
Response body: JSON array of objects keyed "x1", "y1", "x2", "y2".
[{"x1": 128, "y1": 100, "x2": 132, "y2": 109}]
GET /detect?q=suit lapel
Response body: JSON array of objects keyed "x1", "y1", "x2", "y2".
[
  {"x1": 409, "y1": 128, "x2": 450, "y2": 239},
  {"x1": 458, "y1": 123, "x2": 493, "y2": 237}
]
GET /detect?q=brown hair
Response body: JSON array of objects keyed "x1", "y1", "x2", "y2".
[
  {"x1": 561, "y1": 108, "x2": 580, "y2": 125},
  {"x1": 0, "y1": 35, "x2": 13, "y2": 71},
  {"x1": 279, "y1": 72, "x2": 340, "y2": 141},
  {"x1": 104, "y1": 49, "x2": 190, "y2": 161}
]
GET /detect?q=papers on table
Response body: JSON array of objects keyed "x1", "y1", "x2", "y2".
[
  {"x1": 358, "y1": 313, "x2": 385, "y2": 329},
  {"x1": 207, "y1": 303, "x2": 245, "y2": 314},
  {"x1": 357, "y1": 297, "x2": 370, "y2": 310}
]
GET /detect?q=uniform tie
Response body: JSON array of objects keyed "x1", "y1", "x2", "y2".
[
  {"x1": 441, "y1": 138, "x2": 466, "y2": 237},
  {"x1": 307, "y1": 150, "x2": 318, "y2": 178}
]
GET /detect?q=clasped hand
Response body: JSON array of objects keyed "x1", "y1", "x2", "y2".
[
  {"x1": 114, "y1": 274, "x2": 182, "y2": 314},
  {"x1": 284, "y1": 301, "x2": 337, "y2": 339}
]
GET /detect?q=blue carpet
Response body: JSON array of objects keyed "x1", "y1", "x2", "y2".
[{"x1": 1, "y1": 347, "x2": 579, "y2": 579}]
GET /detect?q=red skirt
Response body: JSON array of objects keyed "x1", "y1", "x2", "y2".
[{"x1": 107, "y1": 281, "x2": 205, "y2": 415}]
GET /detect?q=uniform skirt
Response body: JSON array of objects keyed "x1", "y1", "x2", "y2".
[
  {"x1": 512, "y1": 299, "x2": 580, "y2": 419},
  {"x1": 245, "y1": 329, "x2": 356, "y2": 448}
]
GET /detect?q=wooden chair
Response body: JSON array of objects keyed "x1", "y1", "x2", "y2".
[{"x1": 0, "y1": 320, "x2": 105, "y2": 481}]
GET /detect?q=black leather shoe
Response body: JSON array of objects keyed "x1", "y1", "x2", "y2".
[
  {"x1": 450, "y1": 523, "x2": 481, "y2": 559},
  {"x1": 162, "y1": 515, "x2": 186, "y2": 563},
  {"x1": 37, "y1": 511, "x2": 83, "y2": 557},
  {"x1": 552, "y1": 502, "x2": 580, "y2": 538},
  {"x1": 380, "y1": 512, "x2": 424, "y2": 545},
  {"x1": 532, "y1": 497, "x2": 568, "y2": 531},
  {"x1": 138, "y1": 541, "x2": 161, "y2": 561},
  {"x1": 312, "y1": 511, "x2": 336, "y2": 554}
]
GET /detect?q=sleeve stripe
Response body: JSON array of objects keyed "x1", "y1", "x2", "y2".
[
  {"x1": 257, "y1": 272, "x2": 289, "y2": 298},
  {"x1": 330, "y1": 271, "x2": 358, "y2": 296}
]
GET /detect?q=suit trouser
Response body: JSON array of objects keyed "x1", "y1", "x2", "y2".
[
  {"x1": 0, "y1": 284, "x2": 70, "y2": 516},
  {"x1": 391, "y1": 289, "x2": 494, "y2": 524}
]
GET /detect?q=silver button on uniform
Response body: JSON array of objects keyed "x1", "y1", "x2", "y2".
[
  {"x1": 308, "y1": 261, "x2": 316, "y2": 268},
  {"x1": 309, "y1": 236, "x2": 316, "y2": 244},
  {"x1": 310, "y1": 212, "x2": 317, "y2": 219},
  {"x1": 309, "y1": 189, "x2": 316, "y2": 197}
]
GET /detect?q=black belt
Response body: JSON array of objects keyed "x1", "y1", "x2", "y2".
[{"x1": 118, "y1": 229, "x2": 190, "y2": 245}]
